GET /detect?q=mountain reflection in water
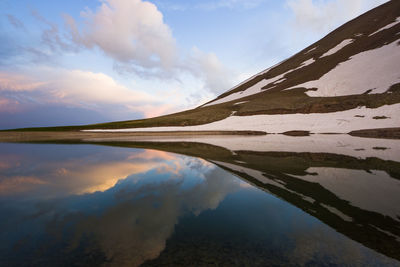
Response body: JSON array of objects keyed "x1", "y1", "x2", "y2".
[{"x1": 0, "y1": 134, "x2": 399, "y2": 266}]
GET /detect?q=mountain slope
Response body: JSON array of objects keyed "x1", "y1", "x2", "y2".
[{"x1": 9, "y1": 0, "x2": 400, "y2": 136}]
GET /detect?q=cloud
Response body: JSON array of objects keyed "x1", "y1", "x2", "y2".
[
  {"x1": 0, "y1": 72, "x2": 46, "y2": 91},
  {"x1": 0, "y1": 69, "x2": 177, "y2": 119},
  {"x1": 67, "y1": 158, "x2": 240, "y2": 266},
  {"x1": 0, "y1": 147, "x2": 241, "y2": 265},
  {"x1": 185, "y1": 47, "x2": 236, "y2": 94},
  {"x1": 0, "y1": 148, "x2": 181, "y2": 198},
  {"x1": 31, "y1": 9, "x2": 76, "y2": 53},
  {"x1": 62, "y1": 0, "x2": 235, "y2": 94},
  {"x1": 64, "y1": 0, "x2": 177, "y2": 70},
  {"x1": 6, "y1": 14, "x2": 25, "y2": 29},
  {"x1": 0, "y1": 97, "x2": 21, "y2": 113},
  {"x1": 0, "y1": 32, "x2": 21, "y2": 66},
  {"x1": 0, "y1": 176, "x2": 47, "y2": 195},
  {"x1": 286, "y1": 0, "x2": 389, "y2": 34}
]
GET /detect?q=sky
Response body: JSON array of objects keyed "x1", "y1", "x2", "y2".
[{"x1": 0, "y1": 0, "x2": 389, "y2": 129}]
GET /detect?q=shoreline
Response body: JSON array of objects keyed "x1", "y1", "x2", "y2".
[
  {"x1": 0, "y1": 130, "x2": 266, "y2": 143},
  {"x1": 0, "y1": 127, "x2": 399, "y2": 143}
]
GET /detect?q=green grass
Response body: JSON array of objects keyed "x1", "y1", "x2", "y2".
[{"x1": 2, "y1": 104, "x2": 233, "y2": 132}]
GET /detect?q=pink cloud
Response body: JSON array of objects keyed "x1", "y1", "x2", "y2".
[
  {"x1": 0, "y1": 69, "x2": 182, "y2": 119},
  {"x1": 0, "y1": 72, "x2": 46, "y2": 91},
  {"x1": 128, "y1": 103, "x2": 179, "y2": 118},
  {"x1": 0, "y1": 97, "x2": 22, "y2": 113},
  {"x1": 128, "y1": 150, "x2": 178, "y2": 162}
]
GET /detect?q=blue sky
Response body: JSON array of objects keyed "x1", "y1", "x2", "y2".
[{"x1": 0, "y1": 0, "x2": 388, "y2": 129}]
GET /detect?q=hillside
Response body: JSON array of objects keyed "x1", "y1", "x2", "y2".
[{"x1": 8, "y1": 0, "x2": 400, "y2": 136}]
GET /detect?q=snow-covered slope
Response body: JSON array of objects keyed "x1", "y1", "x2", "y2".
[
  {"x1": 85, "y1": 0, "x2": 400, "y2": 136},
  {"x1": 287, "y1": 40, "x2": 400, "y2": 97},
  {"x1": 86, "y1": 103, "x2": 400, "y2": 134}
]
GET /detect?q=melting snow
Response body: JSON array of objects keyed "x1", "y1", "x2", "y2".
[
  {"x1": 233, "y1": 101, "x2": 249, "y2": 105},
  {"x1": 305, "y1": 47, "x2": 318, "y2": 54},
  {"x1": 320, "y1": 39, "x2": 354, "y2": 58},
  {"x1": 85, "y1": 103, "x2": 400, "y2": 135},
  {"x1": 203, "y1": 75, "x2": 285, "y2": 107},
  {"x1": 369, "y1": 17, "x2": 400, "y2": 36},
  {"x1": 288, "y1": 40, "x2": 400, "y2": 96},
  {"x1": 301, "y1": 58, "x2": 315, "y2": 67},
  {"x1": 204, "y1": 58, "x2": 316, "y2": 107}
]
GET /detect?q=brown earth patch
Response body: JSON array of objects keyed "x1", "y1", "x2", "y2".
[
  {"x1": 282, "y1": 131, "x2": 311, "y2": 136},
  {"x1": 349, "y1": 127, "x2": 400, "y2": 139}
]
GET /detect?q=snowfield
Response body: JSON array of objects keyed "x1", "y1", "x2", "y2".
[
  {"x1": 288, "y1": 40, "x2": 400, "y2": 96},
  {"x1": 85, "y1": 103, "x2": 400, "y2": 134}
]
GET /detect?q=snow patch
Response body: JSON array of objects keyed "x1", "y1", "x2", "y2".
[
  {"x1": 204, "y1": 58, "x2": 316, "y2": 107},
  {"x1": 213, "y1": 56, "x2": 294, "y2": 98},
  {"x1": 202, "y1": 75, "x2": 283, "y2": 107},
  {"x1": 233, "y1": 101, "x2": 249, "y2": 105},
  {"x1": 320, "y1": 39, "x2": 354, "y2": 58},
  {"x1": 369, "y1": 17, "x2": 400, "y2": 36},
  {"x1": 301, "y1": 58, "x2": 315, "y2": 67},
  {"x1": 86, "y1": 104, "x2": 400, "y2": 135},
  {"x1": 305, "y1": 47, "x2": 317, "y2": 54},
  {"x1": 288, "y1": 40, "x2": 400, "y2": 96}
]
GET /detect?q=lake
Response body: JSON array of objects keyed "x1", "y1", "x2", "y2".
[{"x1": 0, "y1": 135, "x2": 399, "y2": 266}]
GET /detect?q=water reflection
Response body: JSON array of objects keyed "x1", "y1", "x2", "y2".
[
  {"x1": 0, "y1": 136, "x2": 399, "y2": 266},
  {"x1": 0, "y1": 144, "x2": 242, "y2": 266}
]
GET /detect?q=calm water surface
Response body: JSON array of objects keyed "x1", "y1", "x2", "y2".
[{"x1": 0, "y1": 142, "x2": 399, "y2": 266}]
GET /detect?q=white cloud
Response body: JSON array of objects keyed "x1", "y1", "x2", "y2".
[
  {"x1": 64, "y1": 0, "x2": 177, "y2": 70},
  {"x1": 63, "y1": 0, "x2": 236, "y2": 95},
  {"x1": 42, "y1": 69, "x2": 153, "y2": 105},
  {"x1": 287, "y1": 0, "x2": 389, "y2": 34},
  {"x1": 185, "y1": 47, "x2": 236, "y2": 94}
]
